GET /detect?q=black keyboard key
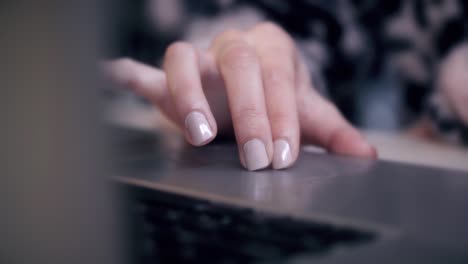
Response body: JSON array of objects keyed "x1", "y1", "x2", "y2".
[{"x1": 127, "y1": 190, "x2": 377, "y2": 264}]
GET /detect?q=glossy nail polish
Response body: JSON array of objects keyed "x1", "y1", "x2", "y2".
[
  {"x1": 243, "y1": 139, "x2": 269, "y2": 171},
  {"x1": 273, "y1": 139, "x2": 293, "y2": 169},
  {"x1": 185, "y1": 111, "x2": 214, "y2": 145}
]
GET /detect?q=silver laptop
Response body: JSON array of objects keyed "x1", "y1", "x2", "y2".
[{"x1": 2, "y1": 1, "x2": 468, "y2": 264}]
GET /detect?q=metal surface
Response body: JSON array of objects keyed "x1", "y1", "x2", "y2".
[{"x1": 114, "y1": 127, "x2": 468, "y2": 262}]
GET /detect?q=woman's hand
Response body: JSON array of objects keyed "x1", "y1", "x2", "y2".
[{"x1": 103, "y1": 22, "x2": 376, "y2": 171}]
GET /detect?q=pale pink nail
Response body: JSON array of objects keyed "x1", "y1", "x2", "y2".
[
  {"x1": 185, "y1": 111, "x2": 214, "y2": 145},
  {"x1": 273, "y1": 139, "x2": 293, "y2": 169},
  {"x1": 243, "y1": 139, "x2": 269, "y2": 171}
]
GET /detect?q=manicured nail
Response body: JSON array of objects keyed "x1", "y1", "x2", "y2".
[
  {"x1": 273, "y1": 139, "x2": 293, "y2": 169},
  {"x1": 185, "y1": 111, "x2": 214, "y2": 145},
  {"x1": 243, "y1": 139, "x2": 269, "y2": 171}
]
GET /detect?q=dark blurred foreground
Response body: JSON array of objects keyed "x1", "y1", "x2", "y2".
[{"x1": 1, "y1": 1, "x2": 126, "y2": 264}]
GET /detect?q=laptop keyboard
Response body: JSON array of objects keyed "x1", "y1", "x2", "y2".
[{"x1": 128, "y1": 189, "x2": 376, "y2": 263}]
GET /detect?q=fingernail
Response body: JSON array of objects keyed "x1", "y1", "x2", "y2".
[
  {"x1": 243, "y1": 139, "x2": 270, "y2": 171},
  {"x1": 185, "y1": 111, "x2": 214, "y2": 145},
  {"x1": 273, "y1": 139, "x2": 293, "y2": 169}
]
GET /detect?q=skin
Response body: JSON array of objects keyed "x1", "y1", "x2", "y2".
[{"x1": 103, "y1": 22, "x2": 377, "y2": 170}]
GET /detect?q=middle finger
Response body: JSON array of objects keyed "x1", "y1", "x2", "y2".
[{"x1": 213, "y1": 36, "x2": 273, "y2": 171}]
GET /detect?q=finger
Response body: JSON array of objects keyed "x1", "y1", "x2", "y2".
[
  {"x1": 255, "y1": 41, "x2": 299, "y2": 169},
  {"x1": 300, "y1": 94, "x2": 377, "y2": 157},
  {"x1": 164, "y1": 42, "x2": 217, "y2": 146},
  {"x1": 296, "y1": 59, "x2": 377, "y2": 158},
  {"x1": 213, "y1": 38, "x2": 273, "y2": 171},
  {"x1": 101, "y1": 58, "x2": 176, "y2": 121}
]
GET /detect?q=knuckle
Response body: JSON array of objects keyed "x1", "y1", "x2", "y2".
[
  {"x1": 217, "y1": 29, "x2": 244, "y2": 41},
  {"x1": 252, "y1": 22, "x2": 292, "y2": 44},
  {"x1": 269, "y1": 109, "x2": 293, "y2": 126},
  {"x1": 255, "y1": 22, "x2": 282, "y2": 33},
  {"x1": 263, "y1": 67, "x2": 294, "y2": 90},
  {"x1": 172, "y1": 77, "x2": 194, "y2": 93},
  {"x1": 238, "y1": 107, "x2": 267, "y2": 120},
  {"x1": 211, "y1": 29, "x2": 244, "y2": 50},
  {"x1": 219, "y1": 41, "x2": 258, "y2": 71},
  {"x1": 126, "y1": 71, "x2": 145, "y2": 89},
  {"x1": 165, "y1": 41, "x2": 194, "y2": 58},
  {"x1": 232, "y1": 107, "x2": 268, "y2": 128}
]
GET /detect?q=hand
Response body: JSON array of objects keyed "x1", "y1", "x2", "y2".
[{"x1": 103, "y1": 22, "x2": 376, "y2": 171}]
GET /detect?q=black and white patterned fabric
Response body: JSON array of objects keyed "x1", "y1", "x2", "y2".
[{"x1": 111, "y1": 0, "x2": 468, "y2": 145}]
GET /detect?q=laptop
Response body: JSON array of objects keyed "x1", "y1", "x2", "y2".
[
  {"x1": 2, "y1": 1, "x2": 468, "y2": 264},
  {"x1": 111, "y1": 124, "x2": 468, "y2": 264}
]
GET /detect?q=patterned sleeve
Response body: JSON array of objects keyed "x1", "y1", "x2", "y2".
[
  {"x1": 368, "y1": 0, "x2": 468, "y2": 145},
  {"x1": 428, "y1": 43, "x2": 468, "y2": 145},
  {"x1": 408, "y1": 0, "x2": 468, "y2": 146}
]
